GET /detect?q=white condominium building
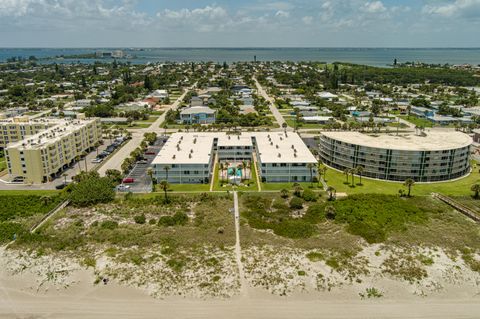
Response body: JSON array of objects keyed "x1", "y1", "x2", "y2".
[
  {"x1": 319, "y1": 131, "x2": 472, "y2": 182},
  {"x1": 152, "y1": 132, "x2": 317, "y2": 184}
]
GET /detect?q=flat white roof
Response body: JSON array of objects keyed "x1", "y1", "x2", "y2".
[
  {"x1": 321, "y1": 131, "x2": 472, "y2": 151},
  {"x1": 152, "y1": 133, "x2": 215, "y2": 165},
  {"x1": 153, "y1": 132, "x2": 317, "y2": 165},
  {"x1": 7, "y1": 119, "x2": 98, "y2": 150},
  {"x1": 255, "y1": 132, "x2": 317, "y2": 164},
  {"x1": 217, "y1": 133, "x2": 253, "y2": 147}
]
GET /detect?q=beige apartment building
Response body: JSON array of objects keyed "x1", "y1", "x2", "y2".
[
  {"x1": 0, "y1": 117, "x2": 55, "y2": 148},
  {"x1": 5, "y1": 118, "x2": 102, "y2": 184}
]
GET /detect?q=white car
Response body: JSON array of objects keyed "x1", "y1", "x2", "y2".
[
  {"x1": 117, "y1": 184, "x2": 130, "y2": 191},
  {"x1": 91, "y1": 158, "x2": 103, "y2": 163}
]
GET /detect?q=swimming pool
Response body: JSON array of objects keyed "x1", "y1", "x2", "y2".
[{"x1": 227, "y1": 167, "x2": 242, "y2": 177}]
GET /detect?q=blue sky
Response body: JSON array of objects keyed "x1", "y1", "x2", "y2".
[{"x1": 0, "y1": 0, "x2": 479, "y2": 47}]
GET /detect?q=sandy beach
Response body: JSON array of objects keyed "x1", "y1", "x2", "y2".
[{"x1": 1, "y1": 246, "x2": 479, "y2": 319}]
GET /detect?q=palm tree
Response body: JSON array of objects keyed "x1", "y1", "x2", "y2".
[
  {"x1": 75, "y1": 155, "x2": 82, "y2": 172},
  {"x1": 242, "y1": 160, "x2": 248, "y2": 180},
  {"x1": 350, "y1": 168, "x2": 356, "y2": 187},
  {"x1": 343, "y1": 168, "x2": 350, "y2": 184},
  {"x1": 471, "y1": 184, "x2": 480, "y2": 199},
  {"x1": 230, "y1": 167, "x2": 237, "y2": 184},
  {"x1": 322, "y1": 166, "x2": 328, "y2": 182},
  {"x1": 280, "y1": 188, "x2": 289, "y2": 199},
  {"x1": 307, "y1": 163, "x2": 315, "y2": 185},
  {"x1": 282, "y1": 122, "x2": 288, "y2": 133},
  {"x1": 159, "y1": 180, "x2": 169, "y2": 202},
  {"x1": 40, "y1": 195, "x2": 51, "y2": 206},
  {"x1": 326, "y1": 186, "x2": 336, "y2": 201},
  {"x1": 62, "y1": 173, "x2": 68, "y2": 185},
  {"x1": 237, "y1": 163, "x2": 244, "y2": 181},
  {"x1": 293, "y1": 182, "x2": 303, "y2": 197},
  {"x1": 147, "y1": 167, "x2": 154, "y2": 184},
  {"x1": 404, "y1": 178, "x2": 415, "y2": 197},
  {"x1": 163, "y1": 165, "x2": 170, "y2": 180},
  {"x1": 82, "y1": 151, "x2": 88, "y2": 172},
  {"x1": 246, "y1": 161, "x2": 252, "y2": 180},
  {"x1": 94, "y1": 142, "x2": 100, "y2": 157},
  {"x1": 356, "y1": 166, "x2": 364, "y2": 185},
  {"x1": 219, "y1": 162, "x2": 225, "y2": 183}
]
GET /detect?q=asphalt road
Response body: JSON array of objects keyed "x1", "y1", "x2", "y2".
[
  {"x1": 253, "y1": 77, "x2": 288, "y2": 129},
  {"x1": 98, "y1": 84, "x2": 195, "y2": 176}
]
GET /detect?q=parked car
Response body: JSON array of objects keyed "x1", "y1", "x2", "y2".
[
  {"x1": 117, "y1": 184, "x2": 130, "y2": 191},
  {"x1": 91, "y1": 158, "x2": 103, "y2": 164},
  {"x1": 55, "y1": 183, "x2": 68, "y2": 190},
  {"x1": 122, "y1": 178, "x2": 135, "y2": 184},
  {"x1": 137, "y1": 159, "x2": 148, "y2": 164},
  {"x1": 144, "y1": 150, "x2": 156, "y2": 155}
]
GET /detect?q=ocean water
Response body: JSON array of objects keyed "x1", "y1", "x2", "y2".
[{"x1": 0, "y1": 48, "x2": 479, "y2": 67}]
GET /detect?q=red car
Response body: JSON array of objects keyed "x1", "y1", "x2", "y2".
[
  {"x1": 144, "y1": 151, "x2": 155, "y2": 155},
  {"x1": 122, "y1": 178, "x2": 135, "y2": 184}
]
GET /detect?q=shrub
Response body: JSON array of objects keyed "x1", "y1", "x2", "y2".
[
  {"x1": 274, "y1": 220, "x2": 315, "y2": 239},
  {"x1": 158, "y1": 212, "x2": 189, "y2": 227},
  {"x1": 289, "y1": 197, "x2": 304, "y2": 210},
  {"x1": 134, "y1": 214, "x2": 146, "y2": 224},
  {"x1": 325, "y1": 206, "x2": 336, "y2": 220},
  {"x1": 70, "y1": 174, "x2": 115, "y2": 207},
  {"x1": 0, "y1": 222, "x2": 25, "y2": 244},
  {"x1": 167, "y1": 258, "x2": 186, "y2": 272},
  {"x1": 0, "y1": 195, "x2": 61, "y2": 222},
  {"x1": 306, "y1": 251, "x2": 325, "y2": 262},
  {"x1": 280, "y1": 189, "x2": 289, "y2": 199},
  {"x1": 302, "y1": 189, "x2": 318, "y2": 202},
  {"x1": 100, "y1": 220, "x2": 118, "y2": 230}
]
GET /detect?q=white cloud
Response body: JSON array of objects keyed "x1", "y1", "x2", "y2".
[
  {"x1": 302, "y1": 16, "x2": 313, "y2": 25},
  {"x1": 275, "y1": 10, "x2": 290, "y2": 18},
  {"x1": 423, "y1": 0, "x2": 480, "y2": 19},
  {"x1": 362, "y1": 1, "x2": 387, "y2": 13}
]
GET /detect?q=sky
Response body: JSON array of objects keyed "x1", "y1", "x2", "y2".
[{"x1": 0, "y1": 0, "x2": 479, "y2": 47}]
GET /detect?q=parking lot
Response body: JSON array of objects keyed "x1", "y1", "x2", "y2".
[{"x1": 118, "y1": 136, "x2": 167, "y2": 193}]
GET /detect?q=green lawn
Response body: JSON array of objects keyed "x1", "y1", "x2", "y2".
[
  {"x1": 261, "y1": 182, "x2": 323, "y2": 191},
  {"x1": 283, "y1": 117, "x2": 326, "y2": 129},
  {"x1": 324, "y1": 164, "x2": 480, "y2": 197},
  {"x1": 0, "y1": 156, "x2": 6, "y2": 171},
  {"x1": 0, "y1": 190, "x2": 61, "y2": 196},
  {"x1": 154, "y1": 184, "x2": 210, "y2": 192},
  {"x1": 399, "y1": 115, "x2": 434, "y2": 128}
]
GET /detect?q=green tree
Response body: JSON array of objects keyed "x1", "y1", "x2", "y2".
[
  {"x1": 70, "y1": 175, "x2": 115, "y2": 207},
  {"x1": 163, "y1": 165, "x2": 170, "y2": 181},
  {"x1": 105, "y1": 169, "x2": 123, "y2": 185},
  {"x1": 344, "y1": 168, "x2": 350, "y2": 184},
  {"x1": 159, "y1": 180, "x2": 169, "y2": 203},
  {"x1": 307, "y1": 163, "x2": 315, "y2": 184},
  {"x1": 471, "y1": 184, "x2": 480, "y2": 199},
  {"x1": 327, "y1": 186, "x2": 336, "y2": 201},
  {"x1": 356, "y1": 166, "x2": 364, "y2": 185},
  {"x1": 404, "y1": 178, "x2": 415, "y2": 197}
]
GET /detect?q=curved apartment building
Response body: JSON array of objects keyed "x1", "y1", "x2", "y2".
[{"x1": 319, "y1": 131, "x2": 472, "y2": 182}]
